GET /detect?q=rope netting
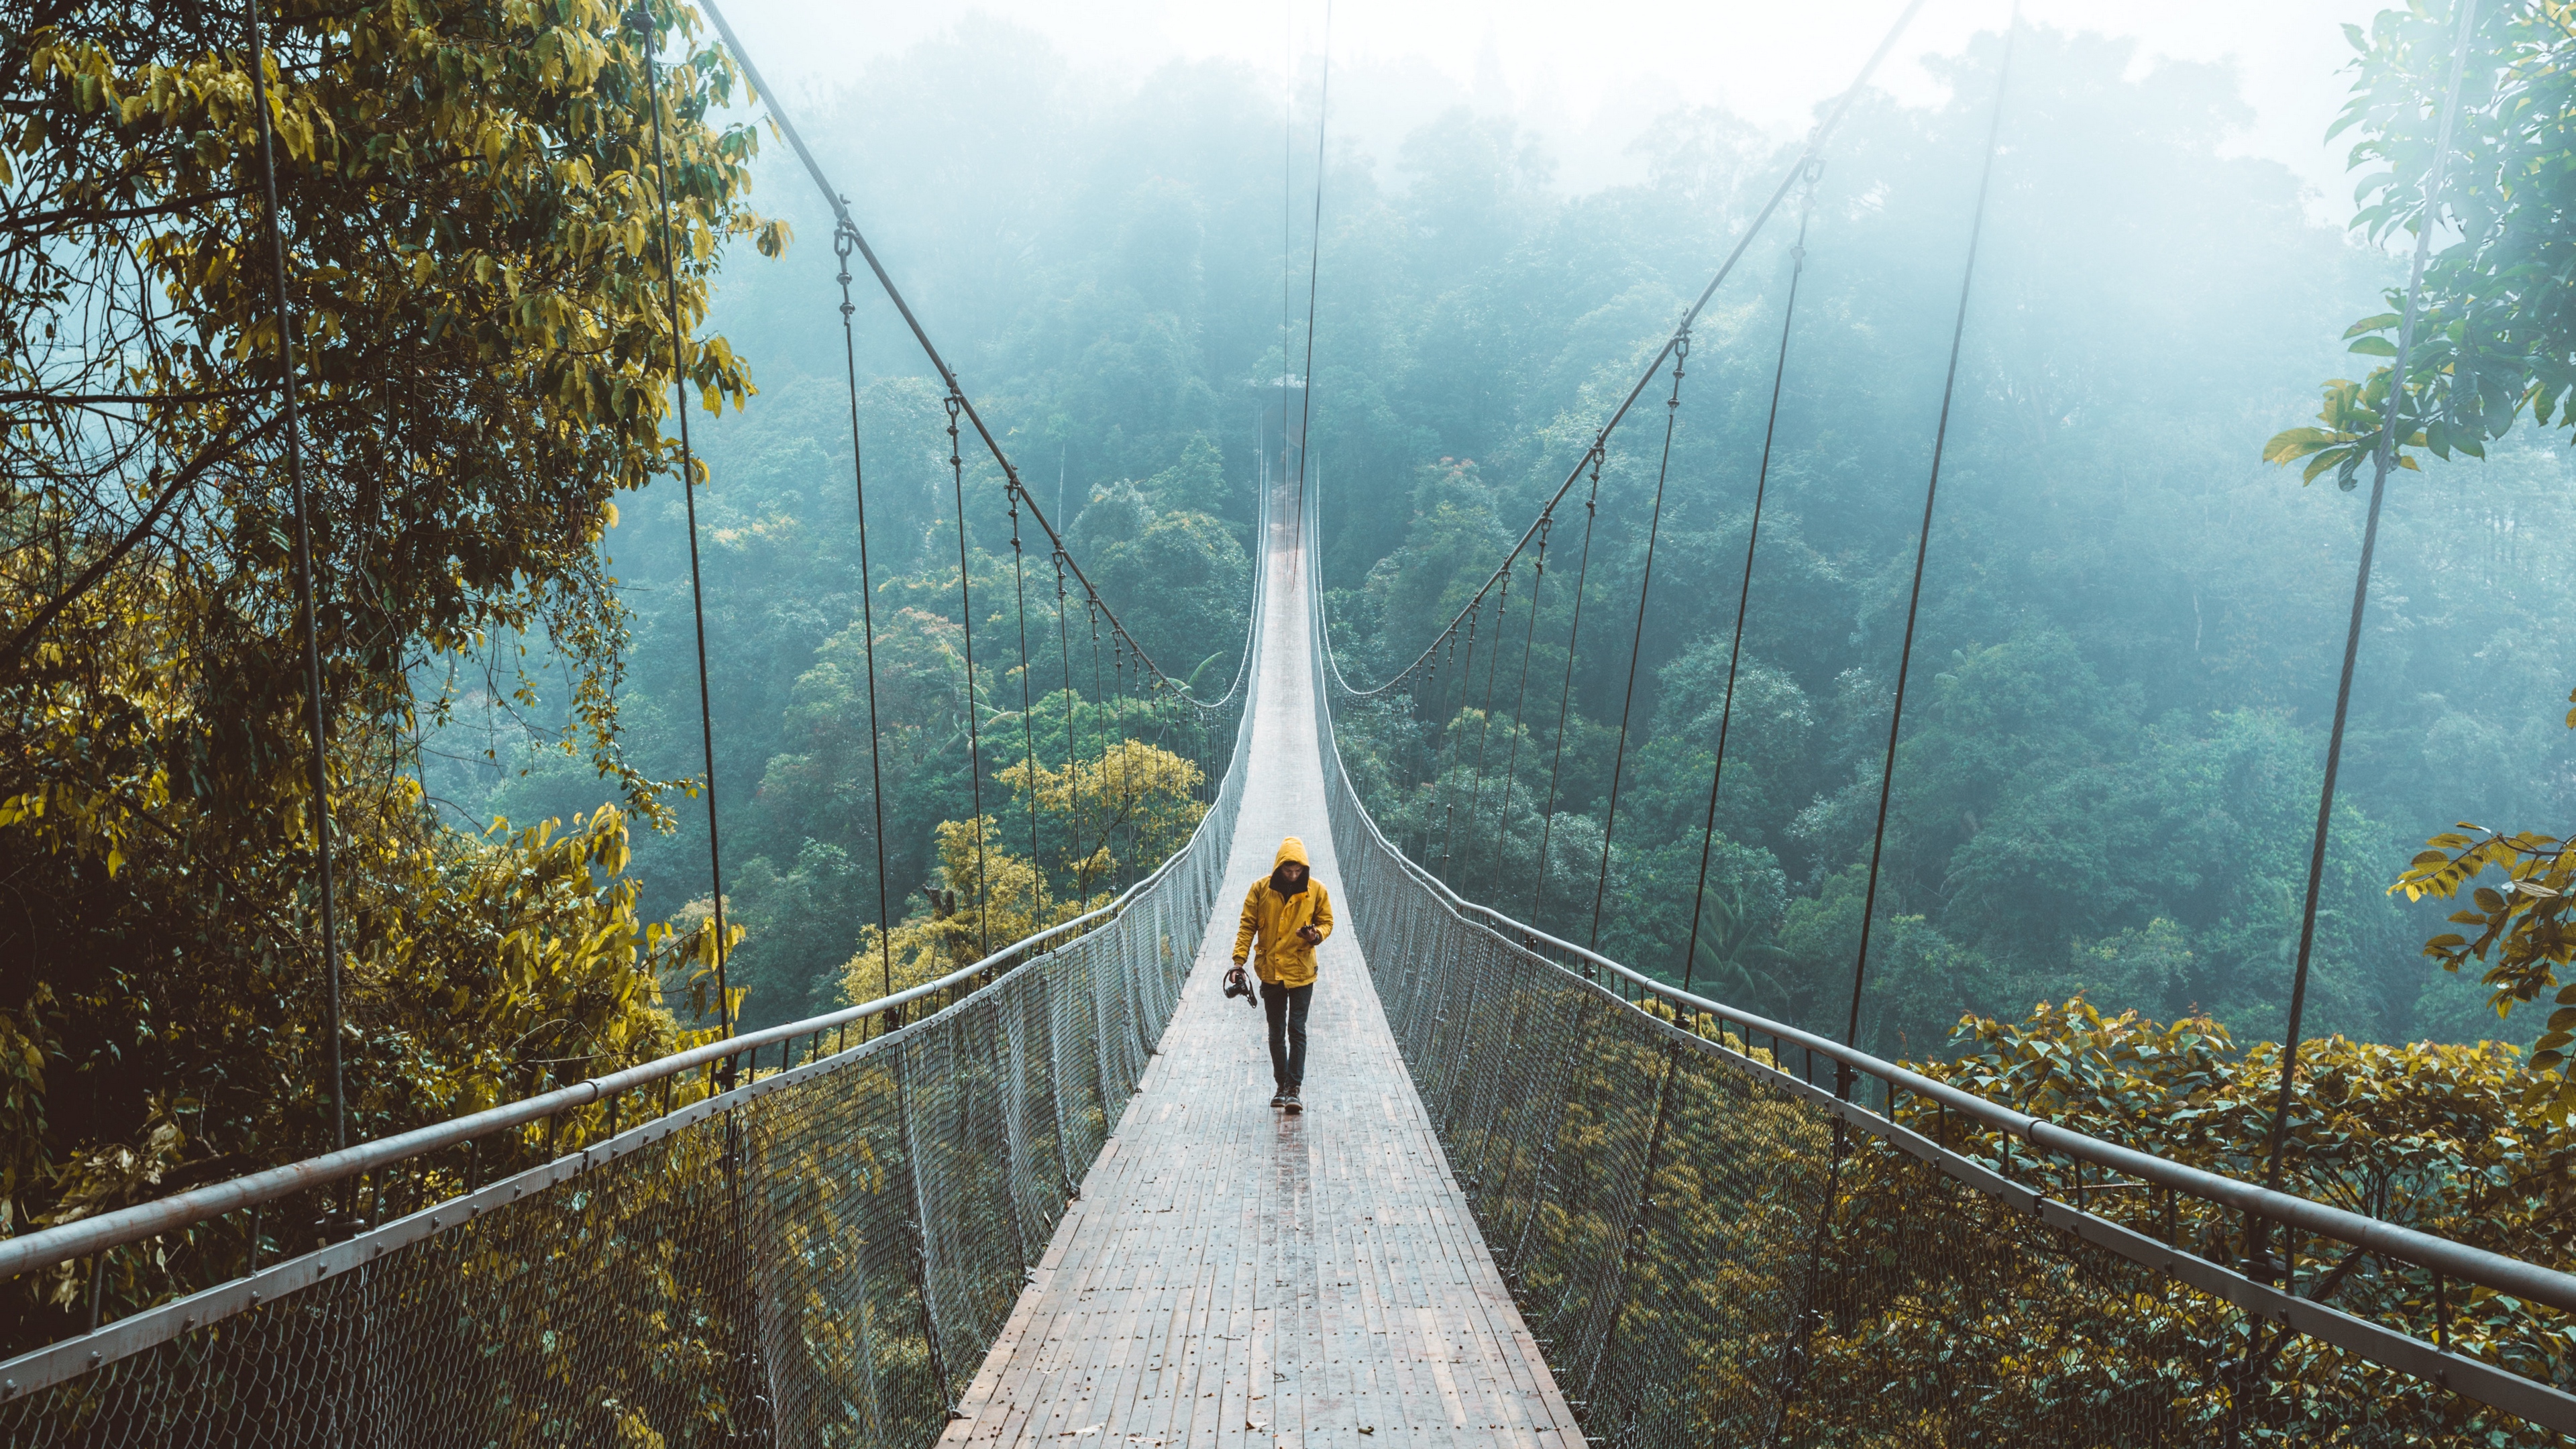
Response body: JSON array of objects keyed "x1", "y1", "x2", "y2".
[
  {"x1": 1304, "y1": 482, "x2": 2576, "y2": 1445},
  {"x1": 0, "y1": 608, "x2": 1255, "y2": 1447}
]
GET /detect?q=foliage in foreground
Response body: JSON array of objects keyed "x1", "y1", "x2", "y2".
[
  {"x1": 2267, "y1": 0, "x2": 2576, "y2": 487},
  {"x1": 839, "y1": 739, "x2": 1207, "y2": 1008},
  {"x1": 1865, "y1": 997, "x2": 2576, "y2": 1438},
  {"x1": 1, "y1": 0, "x2": 773, "y2": 1342}
]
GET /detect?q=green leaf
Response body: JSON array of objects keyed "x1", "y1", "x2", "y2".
[
  {"x1": 2301, "y1": 449, "x2": 2353, "y2": 486},
  {"x1": 2346, "y1": 336, "x2": 2400, "y2": 357},
  {"x1": 2265, "y1": 427, "x2": 2335, "y2": 460}
]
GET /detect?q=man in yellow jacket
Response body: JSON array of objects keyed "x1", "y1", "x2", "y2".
[{"x1": 1232, "y1": 837, "x2": 1334, "y2": 1113}]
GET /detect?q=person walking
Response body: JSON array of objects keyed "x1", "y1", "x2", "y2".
[{"x1": 1231, "y1": 837, "x2": 1334, "y2": 1113}]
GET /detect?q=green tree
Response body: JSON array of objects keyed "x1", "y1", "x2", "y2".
[
  {"x1": 2266, "y1": 1, "x2": 2576, "y2": 486},
  {"x1": 1830, "y1": 996, "x2": 2576, "y2": 1440},
  {"x1": 2392, "y1": 687, "x2": 2576, "y2": 1110},
  {"x1": 2, "y1": 0, "x2": 776, "y2": 1339},
  {"x1": 2257, "y1": 2, "x2": 2576, "y2": 1100}
]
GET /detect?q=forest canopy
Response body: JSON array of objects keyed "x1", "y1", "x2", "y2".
[
  {"x1": 11, "y1": 0, "x2": 2576, "y2": 1368},
  {"x1": 0, "y1": 0, "x2": 775, "y2": 1328}
]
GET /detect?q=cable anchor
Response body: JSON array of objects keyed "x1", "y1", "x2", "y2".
[{"x1": 833, "y1": 219, "x2": 859, "y2": 318}]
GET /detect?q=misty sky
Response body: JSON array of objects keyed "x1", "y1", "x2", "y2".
[{"x1": 712, "y1": 0, "x2": 2382, "y2": 219}]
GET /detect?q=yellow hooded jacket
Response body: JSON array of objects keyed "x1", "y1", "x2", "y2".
[{"x1": 1232, "y1": 837, "x2": 1334, "y2": 987}]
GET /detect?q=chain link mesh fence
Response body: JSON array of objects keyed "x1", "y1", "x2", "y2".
[
  {"x1": 2, "y1": 674, "x2": 1249, "y2": 1449},
  {"x1": 1296, "y1": 460, "x2": 2576, "y2": 1444},
  {"x1": 1316, "y1": 673, "x2": 2576, "y2": 1446}
]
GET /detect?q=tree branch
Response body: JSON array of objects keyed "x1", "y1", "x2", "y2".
[
  {"x1": 0, "y1": 190, "x2": 255, "y2": 235},
  {"x1": 1, "y1": 421, "x2": 270, "y2": 674}
]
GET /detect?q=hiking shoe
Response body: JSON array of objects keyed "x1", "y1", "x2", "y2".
[
  {"x1": 1269, "y1": 1091, "x2": 1286, "y2": 1108},
  {"x1": 1283, "y1": 1092, "x2": 1303, "y2": 1115}
]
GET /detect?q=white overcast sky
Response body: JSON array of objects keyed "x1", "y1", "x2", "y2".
[{"x1": 712, "y1": 0, "x2": 2383, "y2": 218}]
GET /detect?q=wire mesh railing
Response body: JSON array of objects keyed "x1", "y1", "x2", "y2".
[
  {"x1": 1303, "y1": 478, "x2": 2576, "y2": 1446},
  {"x1": 0, "y1": 601, "x2": 1257, "y2": 1448}
]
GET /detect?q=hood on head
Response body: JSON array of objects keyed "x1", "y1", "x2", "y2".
[{"x1": 1273, "y1": 837, "x2": 1310, "y2": 870}]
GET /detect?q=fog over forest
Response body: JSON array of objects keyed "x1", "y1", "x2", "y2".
[{"x1": 424, "y1": 13, "x2": 2575, "y2": 1061}]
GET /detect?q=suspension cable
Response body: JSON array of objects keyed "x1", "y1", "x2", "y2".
[
  {"x1": 1843, "y1": 9, "x2": 2020, "y2": 1054},
  {"x1": 1112, "y1": 631, "x2": 1131, "y2": 891},
  {"x1": 1292, "y1": 1, "x2": 1333, "y2": 538},
  {"x1": 1426, "y1": 627, "x2": 1462, "y2": 863},
  {"x1": 239, "y1": 0, "x2": 346, "y2": 1146},
  {"x1": 1087, "y1": 599, "x2": 1110, "y2": 900},
  {"x1": 1403, "y1": 653, "x2": 1432, "y2": 858},
  {"x1": 1589, "y1": 332, "x2": 1691, "y2": 950},
  {"x1": 945, "y1": 395, "x2": 991, "y2": 956},
  {"x1": 693, "y1": 0, "x2": 1245, "y2": 715},
  {"x1": 1325, "y1": 0, "x2": 1929, "y2": 700},
  {"x1": 2262, "y1": 0, "x2": 2483, "y2": 1196},
  {"x1": 1463, "y1": 564, "x2": 1511, "y2": 877},
  {"x1": 1010, "y1": 484, "x2": 1039, "y2": 872},
  {"x1": 1530, "y1": 453, "x2": 1605, "y2": 922},
  {"x1": 1682, "y1": 166, "x2": 1821, "y2": 998},
  {"x1": 1486, "y1": 521, "x2": 1550, "y2": 883},
  {"x1": 831, "y1": 225, "x2": 896, "y2": 1023},
  {"x1": 1438, "y1": 597, "x2": 1483, "y2": 877},
  {"x1": 1055, "y1": 550, "x2": 1079, "y2": 885},
  {"x1": 632, "y1": 9, "x2": 732, "y2": 1044}
]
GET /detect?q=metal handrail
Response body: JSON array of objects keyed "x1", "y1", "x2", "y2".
[
  {"x1": 5, "y1": 460, "x2": 1282, "y2": 1289},
  {"x1": 1442, "y1": 895, "x2": 2576, "y2": 1317},
  {"x1": 1300, "y1": 463, "x2": 2576, "y2": 1326},
  {"x1": 0, "y1": 820, "x2": 1206, "y2": 1283}
]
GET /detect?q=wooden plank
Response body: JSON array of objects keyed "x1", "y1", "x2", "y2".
[{"x1": 932, "y1": 534, "x2": 1576, "y2": 1446}]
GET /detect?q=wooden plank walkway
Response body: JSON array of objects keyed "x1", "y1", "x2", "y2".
[{"x1": 937, "y1": 502, "x2": 1578, "y2": 1448}]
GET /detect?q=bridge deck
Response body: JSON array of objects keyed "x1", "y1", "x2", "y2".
[{"x1": 938, "y1": 513, "x2": 1576, "y2": 1448}]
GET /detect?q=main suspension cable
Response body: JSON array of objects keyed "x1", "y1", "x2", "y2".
[
  {"x1": 1682, "y1": 166, "x2": 1821, "y2": 998},
  {"x1": 1589, "y1": 333, "x2": 1691, "y2": 950},
  {"x1": 633, "y1": 9, "x2": 733, "y2": 1044},
  {"x1": 239, "y1": 0, "x2": 347, "y2": 1146},
  {"x1": 694, "y1": 0, "x2": 1246, "y2": 716},
  {"x1": 1842, "y1": 9, "x2": 2019, "y2": 1054},
  {"x1": 1325, "y1": 0, "x2": 1928, "y2": 700}
]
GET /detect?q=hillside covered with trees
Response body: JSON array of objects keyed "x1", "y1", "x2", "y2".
[{"x1": 12, "y1": 0, "x2": 2576, "y2": 1380}]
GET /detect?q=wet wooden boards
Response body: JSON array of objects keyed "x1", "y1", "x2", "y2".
[{"x1": 934, "y1": 502, "x2": 1576, "y2": 1449}]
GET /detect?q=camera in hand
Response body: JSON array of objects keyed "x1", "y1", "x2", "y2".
[{"x1": 1223, "y1": 965, "x2": 1258, "y2": 1006}]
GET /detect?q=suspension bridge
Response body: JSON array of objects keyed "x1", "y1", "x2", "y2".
[{"x1": 7, "y1": 0, "x2": 2576, "y2": 1443}]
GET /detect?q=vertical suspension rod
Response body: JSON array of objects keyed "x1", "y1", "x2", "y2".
[
  {"x1": 692, "y1": 0, "x2": 1214, "y2": 707},
  {"x1": 239, "y1": 0, "x2": 347, "y2": 1146},
  {"x1": 1841, "y1": 8, "x2": 2020, "y2": 1055},
  {"x1": 2261, "y1": 0, "x2": 2483, "y2": 1197},
  {"x1": 1682, "y1": 168, "x2": 1821, "y2": 997},
  {"x1": 1320, "y1": 0, "x2": 1930, "y2": 698},
  {"x1": 1589, "y1": 334, "x2": 1690, "y2": 950},
  {"x1": 833, "y1": 225, "x2": 896, "y2": 1018},
  {"x1": 632, "y1": 9, "x2": 733, "y2": 1043}
]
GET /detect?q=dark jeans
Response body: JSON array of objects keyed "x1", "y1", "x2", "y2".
[{"x1": 1263, "y1": 981, "x2": 1313, "y2": 1091}]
